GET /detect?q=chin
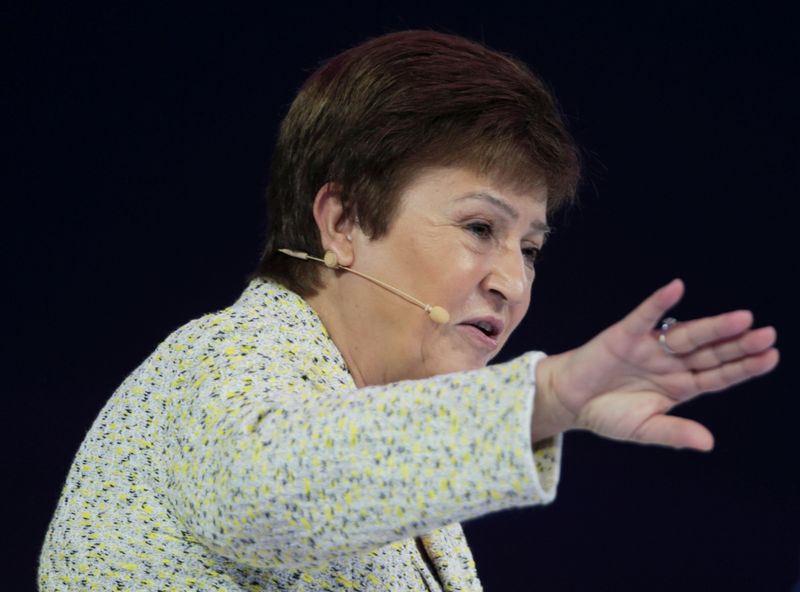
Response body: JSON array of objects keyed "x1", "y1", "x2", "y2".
[{"x1": 426, "y1": 355, "x2": 489, "y2": 378}]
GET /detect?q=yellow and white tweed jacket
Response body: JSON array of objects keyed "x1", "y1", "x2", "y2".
[{"x1": 39, "y1": 279, "x2": 561, "y2": 591}]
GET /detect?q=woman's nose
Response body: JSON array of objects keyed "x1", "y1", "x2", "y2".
[{"x1": 483, "y1": 246, "x2": 530, "y2": 305}]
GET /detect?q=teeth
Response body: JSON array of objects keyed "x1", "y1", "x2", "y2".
[{"x1": 475, "y1": 321, "x2": 492, "y2": 334}]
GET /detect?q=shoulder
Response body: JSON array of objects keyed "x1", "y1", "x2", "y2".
[{"x1": 151, "y1": 279, "x2": 351, "y2": 393}]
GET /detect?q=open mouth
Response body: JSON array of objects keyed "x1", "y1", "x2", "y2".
[
  {"x1": 458, "y1": 317, "x2": 503, "y2": 341},
  {"x1": 468, "y1": 320, "x2": 498, "y2": 338},
  {"x1": 456, "y1": 319, "x2": 502, "y2": 351}
]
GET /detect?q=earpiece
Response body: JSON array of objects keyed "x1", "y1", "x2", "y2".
[
  {"x1": 323, "y1": 251, "x2": 338, "y2": 268},
  {"x1": 277, "y1": 248, "x2": 450, "y2": 324}
]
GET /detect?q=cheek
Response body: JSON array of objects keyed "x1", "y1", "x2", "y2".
[
  {"x1": 437, "y1": 246, "x2": 486, "y2": 286},
  {"x1": 518, "y1": 283, "x2": 534, "y2": 315},
  {"x1": 503, "y1": 285, "x2": 533, "y2": 332},
  {"x1": 438, "y1": 271, "x2": 484, "y2": 311}
]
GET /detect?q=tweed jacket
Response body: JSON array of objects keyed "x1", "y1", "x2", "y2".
[{"x1": 39, "y1": 278, "x2": 562, "y2": 591}]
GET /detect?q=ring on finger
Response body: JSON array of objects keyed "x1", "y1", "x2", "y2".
[{"x1": 659, "y1": 317, "x2": 678, "y2": 355}]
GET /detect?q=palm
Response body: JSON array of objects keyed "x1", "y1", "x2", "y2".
[{"x1": 540, "y1": 280, "x2": 778, "y2": 450}]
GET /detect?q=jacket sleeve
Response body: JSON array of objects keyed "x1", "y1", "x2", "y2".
[{"x1": 159, "y1": 320, "x2": 561, "y2": 570}]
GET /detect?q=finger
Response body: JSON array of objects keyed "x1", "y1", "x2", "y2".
[
  {"x1": 662, "y1": 310, "x2": 754, "y2": 355},
  {"x1": 630, "y1": 414, "x2": 714, "y2": 451},
  {"x1": 692, "y1": 348, "x2": 780, "y2": 394},
  {"x1": 682, "y1": 326, "x2": 777, "y2": 370},
  {"x1": 621, "y1": 279, "x2": 685, "y2": 337}
]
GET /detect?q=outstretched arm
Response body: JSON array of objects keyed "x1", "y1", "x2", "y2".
[{"x1": 532, "y1": 279, "x2": 779, "y2": 450}]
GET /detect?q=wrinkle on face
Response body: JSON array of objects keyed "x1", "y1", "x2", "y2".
[{"x1": 311, "y1": 166, "x2": 548, "y2": 387}]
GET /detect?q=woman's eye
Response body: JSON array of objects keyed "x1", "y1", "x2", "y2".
[
  {"x1": 522, "y1": 246, "x2": 541, "y2": 266},
  {"x1": 466, "y1": 221, "x2": 493, "y2": 239}
]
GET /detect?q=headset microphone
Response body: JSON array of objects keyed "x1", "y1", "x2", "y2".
[{"x1": 278, "y1": 249, "x2": 450, "y2": 324}]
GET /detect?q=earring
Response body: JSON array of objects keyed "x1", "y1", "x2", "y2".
[
  {"x1": 323, "y1": 251, "x2": 338, "y2": 268},
  {"x1": 346, "y1": 234, "x2": 352, "y2": 241}
]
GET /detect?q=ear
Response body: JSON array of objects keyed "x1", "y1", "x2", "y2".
[{"x1": 312, "y1": 183, "x2": 356, "y2": 267}]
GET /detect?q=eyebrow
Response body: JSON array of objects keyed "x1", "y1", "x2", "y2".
[{"x1": 456, "y1": 191, "x2": 552, "y2": 237}]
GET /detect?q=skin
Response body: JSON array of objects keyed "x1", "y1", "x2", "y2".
[
  {"x1": 308, "y1": 167, "x2": 547, "y2": 385},
  {"x1": 532, "y1": 280, "x2": 779, "y2": 449},
  {"x1": 307, "y1": 166, "x2": 780, "y2": 452}
]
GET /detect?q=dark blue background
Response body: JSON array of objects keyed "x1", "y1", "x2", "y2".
[{"x1": 8, "y1": 3, "x2": 798, "y2": 590}]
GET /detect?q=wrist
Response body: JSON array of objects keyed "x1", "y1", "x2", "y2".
[{"x1": 531, "y1": 353, "x2": 575, "y2": 443}]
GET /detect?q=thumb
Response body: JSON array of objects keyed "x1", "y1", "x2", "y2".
[{"x1": 631, "y1": 414, "x2": 714, "y2": 451}]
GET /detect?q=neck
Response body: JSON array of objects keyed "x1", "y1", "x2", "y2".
[{"x1": 305, "y1": 282, "x2": 374, "y2": 389}]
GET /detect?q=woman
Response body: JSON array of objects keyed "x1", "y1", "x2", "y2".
[{"x1": 39, "y1": 31, "x2": 778, "y2": 591}]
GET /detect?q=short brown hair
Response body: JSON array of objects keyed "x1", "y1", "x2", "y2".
[{"x1": 254, "y1": 30, "x2": 580, "y2": 295}]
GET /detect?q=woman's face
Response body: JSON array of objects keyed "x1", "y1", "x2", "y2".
[{"x1": 323, "y1": 166, "x2": 549, "y2": 387}]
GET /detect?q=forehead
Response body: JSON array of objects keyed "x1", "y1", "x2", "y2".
[{"x1": 397, "y1": 166, "x2": 548, "y2": 220}]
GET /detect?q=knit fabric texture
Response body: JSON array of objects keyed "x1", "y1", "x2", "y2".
[{"x1": 39, "y1": 278, "x2": 562, "y2": 591}]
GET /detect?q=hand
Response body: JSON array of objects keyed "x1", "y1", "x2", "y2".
[{"x1": 532, "y1": 279, "x2": 779, "y2": 450}]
